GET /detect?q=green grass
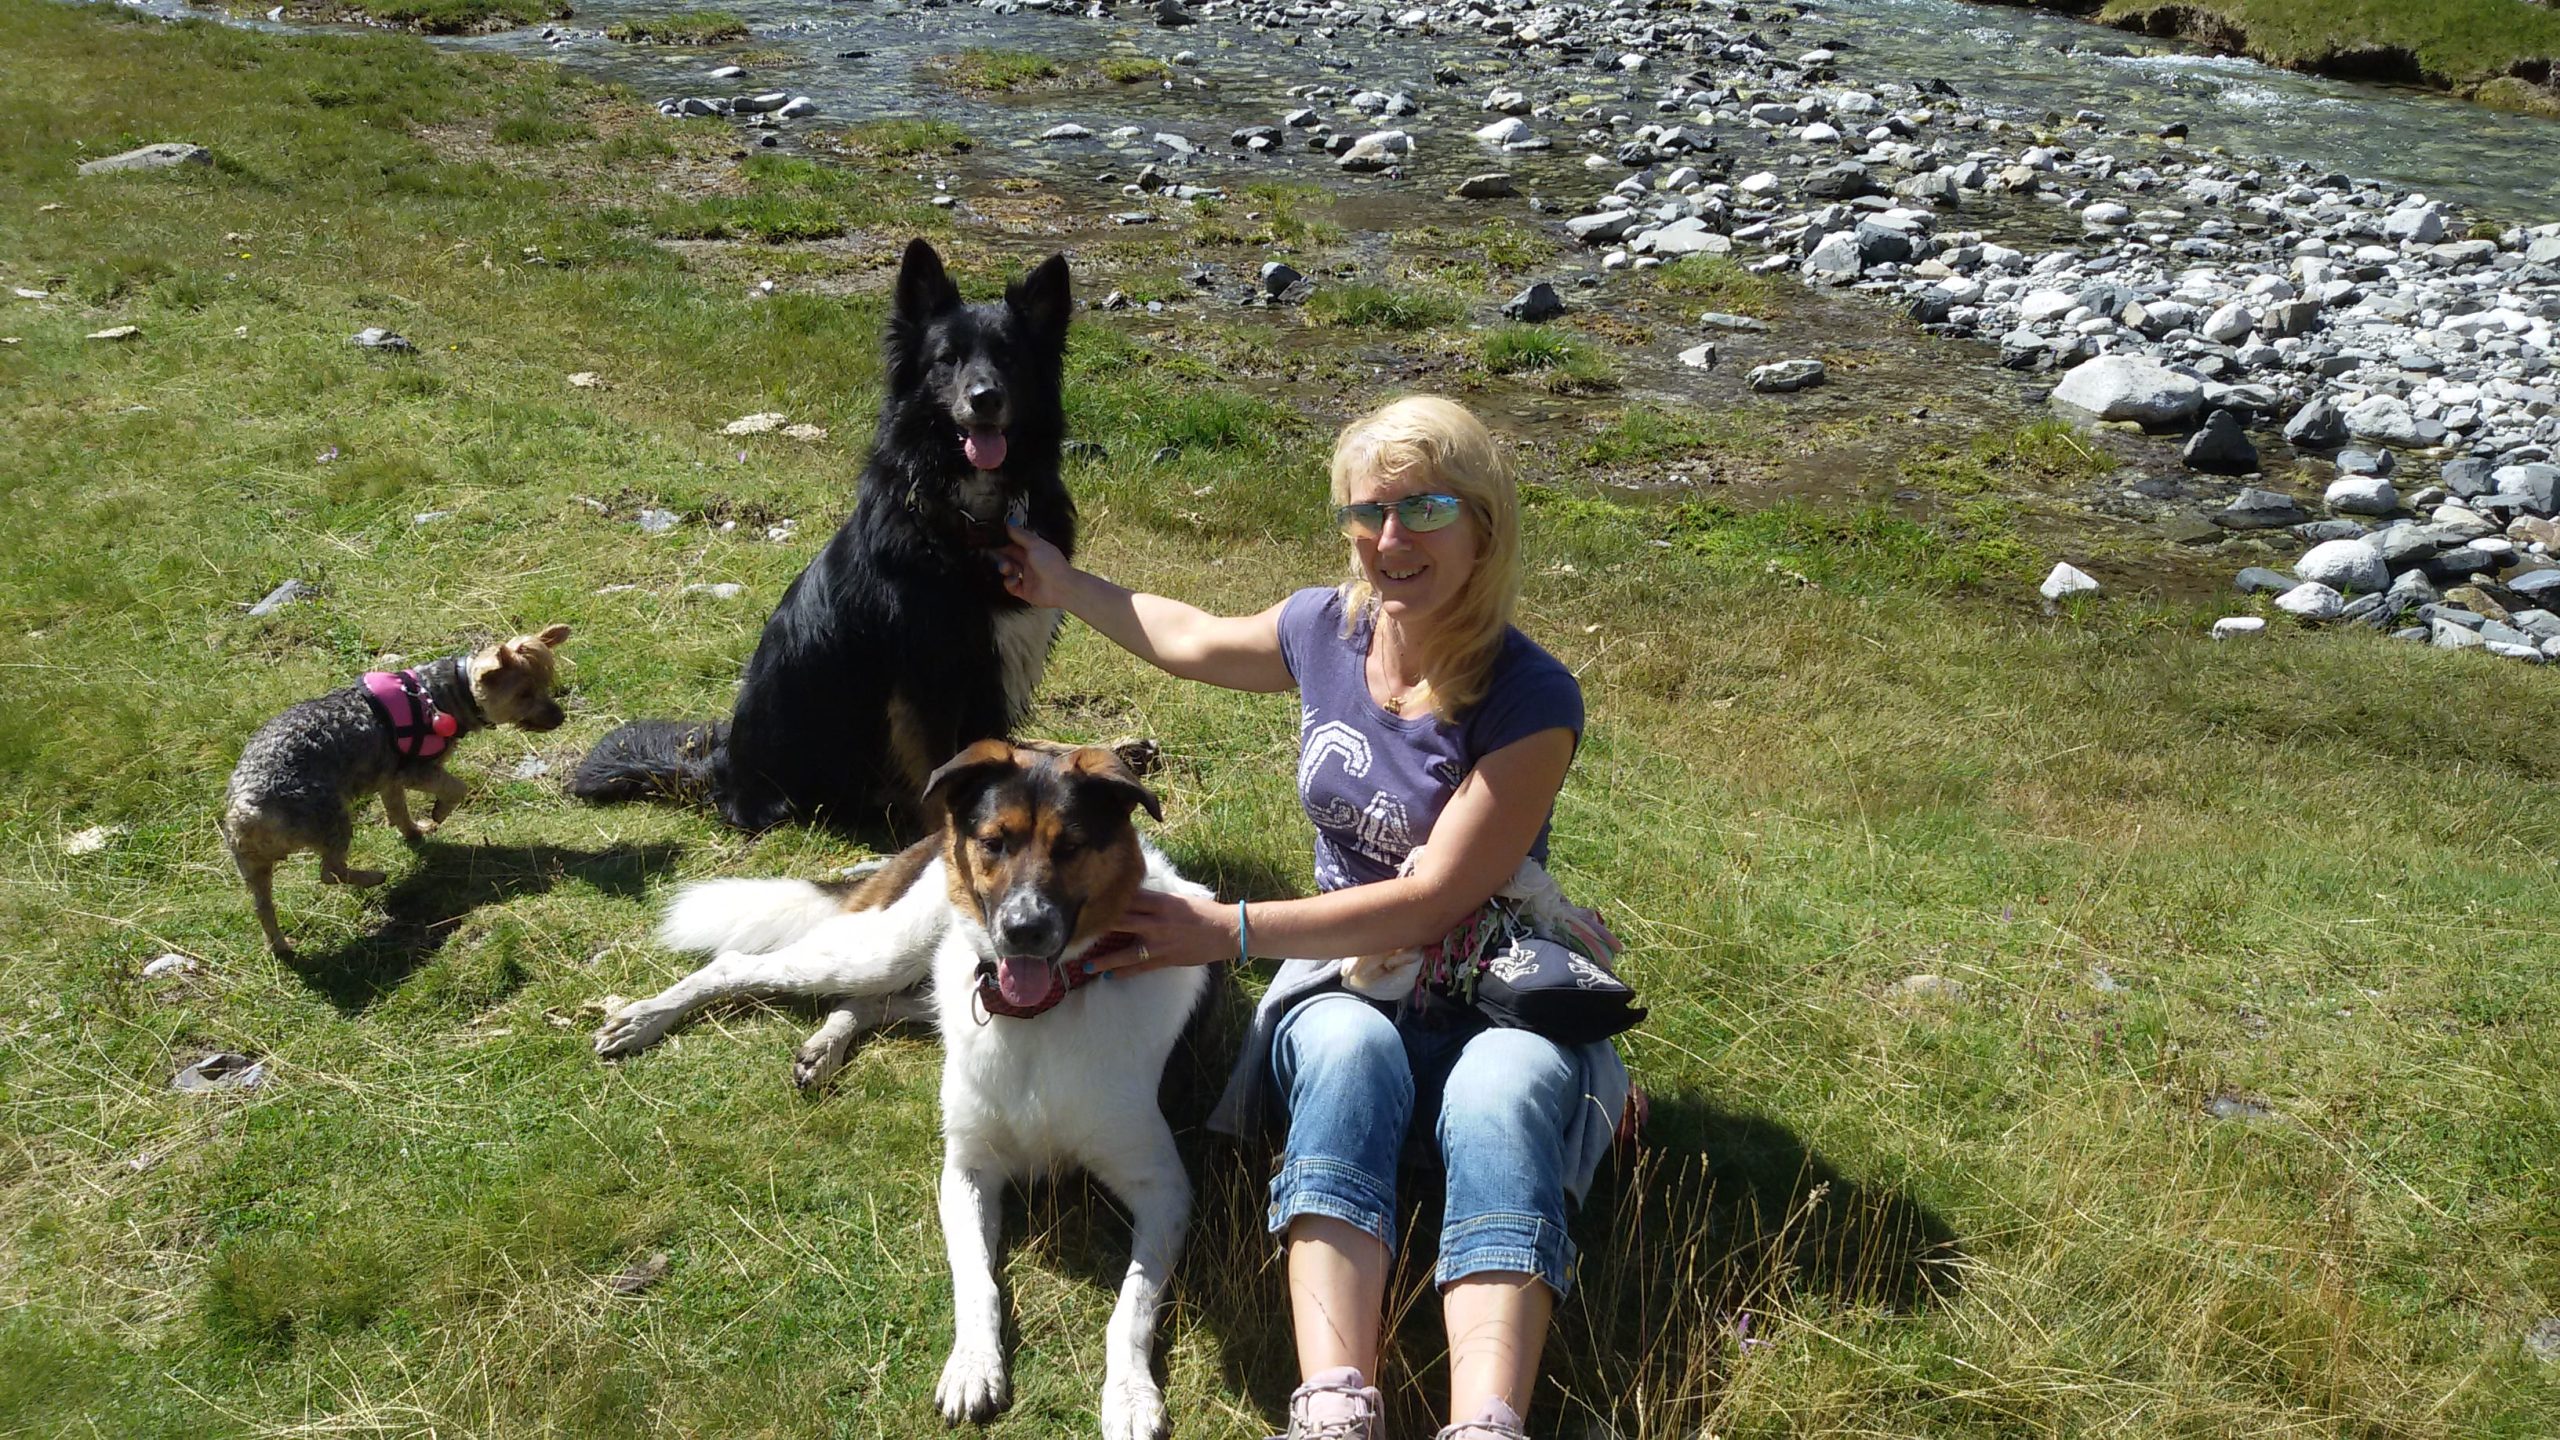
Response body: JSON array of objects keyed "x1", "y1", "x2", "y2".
[
  {"x1": 926, "y1": 47, "x2": 1064, "y2": 93},
  {"x1": 604, "y1": 11, "x2": 748, "y2": 45},
  {"x1": 1099, "y1": 55, "x2": 1171, "y2": 83},
  {"x1": 834, "y1": 117, "x2": 974, "y2": 159},
  {"x1": 2000, "y1": 0, "x2": 2560, "y2": 98},
  {"x1": 6, "y1": 7, "x2": 2560, "y2": 1439},
  {"x1": 1652, "y1": 253, "x2": 1784, "y2": 316},
  {"x1": 1478, "y1": 324, "x2": 1618, "y2": 392},
  {"x1": 221, "y1": 0, "x2": 569, "y2": 32},
  {"x1": 1899, "y1": 419, "x2": 2116, "y2": 497},
  {"x1": 651, "y1": 154, "x2": 946, "y2": 243},
  {"x1": 1576, "y1": 402, "x2": 1779, "y2": 471},
  {"x1": 1303, "y1": 283, "x2": 1464, "y2": 331}
]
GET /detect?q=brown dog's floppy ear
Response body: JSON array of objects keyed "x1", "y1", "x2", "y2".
[
  {"x1": 534, "y1": 623, "x2": 571, "y2": 647},
  {"x1": 923, "y1": 738, "x2": 1022, "y2": 818},
  {"x1": 1064, "y1": 745, "x2": 1163, "y2": 823}
]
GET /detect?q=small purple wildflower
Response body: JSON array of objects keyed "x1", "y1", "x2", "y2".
[{"x1": 317, "y1": 445, "x2": 340, "y2": 464}]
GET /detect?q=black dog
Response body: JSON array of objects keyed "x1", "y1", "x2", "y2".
[{"x1": 572, "y1": 239, "x2": 1076, "y2": 834}]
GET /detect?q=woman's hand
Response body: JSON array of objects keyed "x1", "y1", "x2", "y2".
[
  {"x1": 1082, "y1": 890, "x2": 1238, "y2": 978},
  {"x1": 995, "y1": 523, "x2": 1075, "y2": 608}
]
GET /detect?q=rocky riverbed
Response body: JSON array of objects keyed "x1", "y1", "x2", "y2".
[{"x1": 138, "y1": 0, "x2": 2560, "y2": 647}]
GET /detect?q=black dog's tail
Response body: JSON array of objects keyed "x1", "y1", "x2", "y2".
[{"x1": 568, "y1": 720, "x2": 727, "y2": 805}]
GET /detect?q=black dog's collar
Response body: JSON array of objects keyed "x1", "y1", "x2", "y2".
[{"x1": 908, "y1": 485, "x2": 1030, "y2": 550}]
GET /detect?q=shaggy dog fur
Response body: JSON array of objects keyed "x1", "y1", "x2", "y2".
[
  {"x1": 221, "y1": 625, "x2": 572, "y2": 956},
  {"x1": 569, "y1": 239, "x2": 1076, "y2": 836},
  {"x1": 592, "y1": 742, "x2": 1208, "y2": 1440}
]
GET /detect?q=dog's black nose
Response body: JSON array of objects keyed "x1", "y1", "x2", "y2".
[
  {"x1": 993, "y1": 891, "x2": 1067, "y2": 959},
  {"x1": 967, "y1": 384, "x2": 1006, "y2": 418}
]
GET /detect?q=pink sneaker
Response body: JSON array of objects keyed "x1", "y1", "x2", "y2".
[
  {"x1": 1271, "y1": 1366, "x2": 1382, "y2": 1440},
  {"x1": 1435, "y1": 1396, "x2": 1530, "y2": 1440}
]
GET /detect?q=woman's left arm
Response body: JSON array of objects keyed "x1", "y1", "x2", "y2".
[{"x1": 1092, "y1": 726, "x2": 1576, "y2": 973}]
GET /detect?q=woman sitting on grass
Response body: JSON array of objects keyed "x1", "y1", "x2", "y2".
[{"x1": 996, "y1": 395, "x2": 1631, "y2": 1440}]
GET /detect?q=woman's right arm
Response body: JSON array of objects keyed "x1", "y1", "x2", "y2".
[{"x1": 998, "y1": 524, "x2": 1295, "y2": 693}]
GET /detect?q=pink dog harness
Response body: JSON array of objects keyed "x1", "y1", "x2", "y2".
[{"x1": 362, "y1": 668, "x2": 461, "y2": 759}]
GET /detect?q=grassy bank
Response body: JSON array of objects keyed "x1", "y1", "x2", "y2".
[
  {"x1": 4, "y1": 5, "x2": 2557, "y2": 1438},
  {"x1": 1978, "y1": 0, "x2": 2560, "y2": 113}
]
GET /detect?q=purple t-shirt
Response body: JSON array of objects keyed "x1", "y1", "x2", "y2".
[{"x1": 1277, "y1": 586, "x2": 1583, "y2": 893}]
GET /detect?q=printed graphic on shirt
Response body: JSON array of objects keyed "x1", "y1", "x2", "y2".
[{"x1": 1299, "y1": 708, "x2": 1415, "y2": 887}]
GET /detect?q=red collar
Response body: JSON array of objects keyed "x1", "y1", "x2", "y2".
[{"x1": 971, "y1": 932, "x2": 1133, "y2": 1021}]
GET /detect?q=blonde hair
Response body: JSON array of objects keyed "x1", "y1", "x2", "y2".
[{"x1": 1328, "y1": 395, "x2": 1520, "y2": 719}]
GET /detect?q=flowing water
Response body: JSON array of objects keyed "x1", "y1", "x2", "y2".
[
  {"x1": 401, "y1": 0, "x2": 2560, "y2": 223},
  {"x1": 96, "y1": 0, "x2": 2560, "y2": 595}
]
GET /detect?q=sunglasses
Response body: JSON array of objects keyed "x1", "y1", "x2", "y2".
[{"x1": 1334, "y1": 493, "x2": 1464, "y2": 538}]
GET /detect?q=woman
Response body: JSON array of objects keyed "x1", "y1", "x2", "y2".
[{"x1": 996, "y1": 396, "x2": 1630, "y2": 1440}]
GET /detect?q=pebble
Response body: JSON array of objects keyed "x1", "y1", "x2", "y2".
[
  {"x1": 2039, "y1": 562, "x2": 2100, "y2": 601},
  {"x1": 245, "y1": 578, "x2": 310, "y2": 616},
  {"x1": 635, "y1": 509, "x2": 680, "y2": 534},
  {"x1": 143, "y1": 953, "x2": 198, "y2": 978},
  {"x1": 2211, "y1": 616, "x2": 2267, "y2": 640},
  {"x1": 171, "y1": 1052, "x2": 268, "y2": 1093},
  {"x1": 1501, "y1": 282, "x2": 1564, "y2": 322},
  {"x1": 1746, "y1": 358, "x2": 1824, "y2": 394},
  {"x1": 2274, "y1": 581, "x2": 2344, "y2": 619}
]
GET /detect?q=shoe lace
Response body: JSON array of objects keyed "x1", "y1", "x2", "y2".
[
  {"x1": 1434, "y1": 1422, "x2": 1529, "y2": 1440},
  {"x1": 1289, "y1": 1377, "x2": 1380, "y2": 1440}
]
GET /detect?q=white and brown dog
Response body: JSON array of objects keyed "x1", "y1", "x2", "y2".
[{"x1": 593, "y1": 740, "x2": 1209, "y2": 1440}]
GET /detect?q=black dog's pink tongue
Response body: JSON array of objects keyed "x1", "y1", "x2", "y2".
[
  {"x1": 963, "y1": 427, "x2": 1008, "y2": 471},
  {"x1": 995, "y1": 954, "x2": 1053, "y2": 1008}
]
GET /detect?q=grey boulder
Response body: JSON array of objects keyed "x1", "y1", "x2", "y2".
[
  {"x1": 78, "y1": 143, "x2": 212, "y2": 176},
  {"x1": 2051, "y1": 355, "x2": 2204, "y2": 429}
]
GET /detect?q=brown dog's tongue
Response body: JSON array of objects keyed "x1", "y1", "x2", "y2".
[{"x1": 995, "y1": 954, "x2": 1053, "y2": 1007}]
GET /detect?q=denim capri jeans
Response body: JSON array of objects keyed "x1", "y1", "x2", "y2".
[{"x1": 1266, "y1": 990, "x2": 1583, "y2": 1297}]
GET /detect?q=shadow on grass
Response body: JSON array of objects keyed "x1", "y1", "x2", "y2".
[
  {"x1": 1157, "y1": 1079, "x2": 1963, "y2": 1437},
  {"x1": 289, "y1": 840, "x2": 682, "y2": 1013}
]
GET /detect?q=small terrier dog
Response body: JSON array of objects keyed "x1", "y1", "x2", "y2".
[{"x1": 222, "y1": 625, "x2": 572, "y2": 957}]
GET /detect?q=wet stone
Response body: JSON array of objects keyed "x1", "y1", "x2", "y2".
[{"x1": 1502, "y1": 283, "x2": 1565, "y2": 322}]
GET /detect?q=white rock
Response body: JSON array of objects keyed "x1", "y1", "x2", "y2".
[
  {"x1": 2295, "y1": 538, "x2": 2389, "y2": 592},
  {"x1": 2039, "y1": 562, "x2": 2100, "y2": 600},
  {"x1": 2324, "y1": 475, "x2": 2398, "y2": 516},
  {"x1": 2049, "y1": 355, "x2": 2204, "y2": 428},
  {"x1": 2202, "y1": 302, "x2": 2258, "y2": 344},
  {"x1": 2211, "y1": 616, "x2": 2267, "y2": 640},
  {"x1": 2273, "y1": 582, "x2": 2345, "y2": 619},
  {"x1": 2018, "y1": 290, "x2": 2076, "y2": 323},
  {"x1": 722, "y1": 412, "x2": 789, "y2": 435},
  {"x1": 1473, "y1": 117, "x2": 1531, "y2": 145}
]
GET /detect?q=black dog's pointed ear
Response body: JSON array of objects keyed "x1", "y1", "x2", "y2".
[
  {"x1": 1006, "y1": 253, "x2": 1072, "y2": 339},
  {"x1": 896, "y1": 238, "x2": 961, "y2": 322},
  {"x1": 923, "y1": 738, "x2": 1021, "y2": 822},
  {"x1": 1063, "y1": 744, "x2": 1163, "y2": 823}
]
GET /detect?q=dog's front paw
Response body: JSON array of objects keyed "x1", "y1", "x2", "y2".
[
  {"x1": 593, "y1": 1002, "x2": 676, "y2": 1060},
  {"x1": 935, "y1": 1344, "x2": 1008, "y2": 1425},
  {"x1": 792, "y1": 1033, "x2": 851, "y2": 1092},
  {"x1": 1099, "y1": 1372, "x2": 1168, "y2": 1440}
]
